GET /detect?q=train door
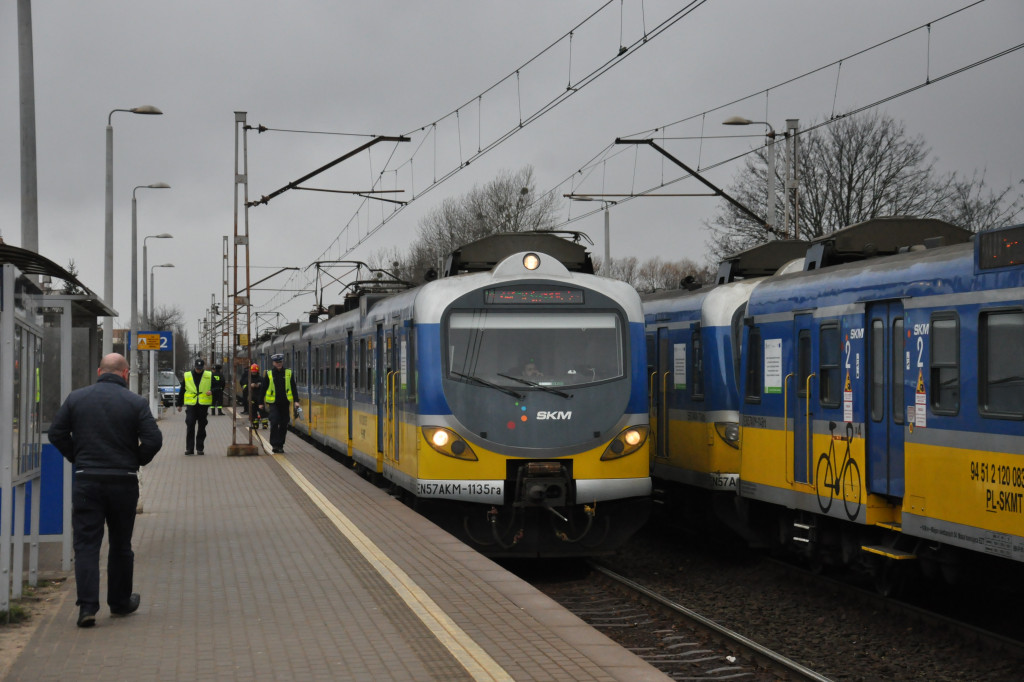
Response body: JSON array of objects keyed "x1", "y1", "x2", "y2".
[
  {"x1": 792, "y1": 314, "x2": 814, "y2": 483},
  {"x1": 652, "y1": 327, "x2": 671, "y2": 461},
  {"x1": 346, "y1": 331, "x2": 354, "y2": 442},
  {"x1": 866, "y1": 302, "x2": 905, "y2": 497},
  {"x1": 376, "y1": 324, "x2": 386, "y2": 455}
]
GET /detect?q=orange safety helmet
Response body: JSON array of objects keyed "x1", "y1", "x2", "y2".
[{"x1": 250, "y1": 363, "x2": 259, "y2": 372}]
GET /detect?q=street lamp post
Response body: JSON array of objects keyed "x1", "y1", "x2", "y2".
[
  {"x1": 148, "y1": 263, "x2": 175, "y2": 415},
  {"x1": 150, "y1": 263, "x2": 175, "y2": 320},
  {"x1": 130, "y1": 184, "x2": 170, "y2": 393},
  {"x1": 103, "y1": 105, "x2": 163, "y2": 355},
  {"x1": 143, "y1": 232, "x2": 173, "y2": 326},
  {"x1": 722, "y1": 116, "x2": 777, "y2": 236}
]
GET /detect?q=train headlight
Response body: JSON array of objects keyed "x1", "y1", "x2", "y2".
[
  {"x1": 523, "y1": 253, "x2": 541, "y2": 270},
  {"x1": 714, "y1": 421, "x2": 740, "y2": 449},
  {"x1": 601, "y1": 425, "x2": 649, "y2": 461},
  {"x1": 422, "y1": 427, "x2": 478, "y2": 461}
]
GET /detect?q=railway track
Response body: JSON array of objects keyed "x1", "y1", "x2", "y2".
[
  {"x1": 521, "y1": 514, "x2": 1023, "y2": 680},
  {"x1": 526, "y1": 560, "x2": 829, "y2": 681},
  {"x1": 589, "y1": 563, "x2": 831, "y2": 681}
]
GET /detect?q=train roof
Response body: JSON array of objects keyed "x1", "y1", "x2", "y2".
[
  {"x1": 716, "y1": 239, "x2": 809, "y2": 283},
  {"x1": 803, "y1": 216, "x2": 971, "y2": 270},
  {"x1": 443, "y1": 231, "x2": 594, "y2": 276},
  {"x1": 748, "y1": 238, "x2": 981, "y2": 314}
]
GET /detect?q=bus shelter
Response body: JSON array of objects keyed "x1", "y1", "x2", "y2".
[{"x1": 0, "y1": 245, "x2": 112, "y2": 614}]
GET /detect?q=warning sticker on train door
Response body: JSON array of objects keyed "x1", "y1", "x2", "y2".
[
  {"x1": 673, "y1": 344, "x2": 687, "y2": 389},
  {"x1": 843, "y1": 371, "x2": 853, "y2": 422},
  {"x1": 915, "y1": 369, "x2": 927, "y2": 428},
  {"x1": 765, "y1": 339, "x2": 782, "y2": 394}
]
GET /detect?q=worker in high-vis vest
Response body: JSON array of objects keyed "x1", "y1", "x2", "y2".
[
  {"x1": 176, "y1": 358, "x2": 213, "y2": 455},
  {"x1": 260, "y1": 353, "x2": 300, "y2": 454}
]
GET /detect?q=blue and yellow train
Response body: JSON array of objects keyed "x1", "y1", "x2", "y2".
[
  {"x1": 258, "y1": 232, "x2": 652, "y2": 557},
  {"x1": 646, "y1": 217, "x2": 1023, "y2": 590}
]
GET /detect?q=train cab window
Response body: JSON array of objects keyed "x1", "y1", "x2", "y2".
[
  {"x1": 744, "y1": 327, "x2": 762, "y2": 402},
  {"x1": 980, "y1": 310, "x2": 1024, "y2": 418},
  {"x1": 818, "y1": 324, "x2": 841, "y2": 408},
  {"x1": 446, "y1": 311, "x2": 623, "y2": 388},
  {"x1": 691, "y1": 327, "x2": 705, "y2": 400},
  {"x1": 930, "y1": 314, "x2": 959, "y2": 415}
]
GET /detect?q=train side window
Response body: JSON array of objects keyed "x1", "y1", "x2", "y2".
[
  {"x1": 819, "y1": 324, "x2": 841, "y2": 408},
  {"x1": 691, "y1": 326, "x2": 704, "y2": 400},
  {"x1": 330, "y1": 344, "x2": 337, "y2": 388},
  {"x1": 892, "y1": 319, "x2": 904, "y2": 424},
  {"x1": 930, "y1": 313, "x2": 959, "y2": 416},
  {"x1": 870, "y1": 320, "x2": 884, "y2": 422},
  {"x1": 980, "y1": 309, "x2": 1024, "y2": 419},
  {"x1": 797, "y1": 331, "x2": 811, "y2": 398},
  {"x1": 407, "y1": 324, "x2": 417, "y2": 398},
  {"x1": 744, "y1": 327, "x2": 762, "y2": 402},
  {"x1": 358, "y1": 339, "x2": 365, "y2": 390}
]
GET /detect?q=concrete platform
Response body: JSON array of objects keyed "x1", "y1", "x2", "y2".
[{"x1": 8, "y1": 409, "x2": 669, "y2": 681}]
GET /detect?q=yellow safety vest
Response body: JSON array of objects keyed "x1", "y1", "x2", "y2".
[
  {"x1": 264, "y1": 369, "x2": 293, "y2": 403},
  {"x1": 184, "y1": 371, "x2": 213, "y2": 406}
]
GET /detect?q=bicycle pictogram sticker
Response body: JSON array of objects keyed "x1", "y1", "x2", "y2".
[{"x1": 815, "y1": 421, "x2": 862, "y2": 520}]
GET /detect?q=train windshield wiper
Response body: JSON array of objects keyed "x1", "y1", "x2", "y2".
[
  {"x1": 497, "y1": 373, "x2": 572, "y2": 399},
  {"x1": 451, "y1": 371, "x2": 523, "y2": 400}
]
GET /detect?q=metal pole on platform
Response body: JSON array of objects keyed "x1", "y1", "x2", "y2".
[{"x1": 228, "y1": 112, "x2": 258, "y2": 455}]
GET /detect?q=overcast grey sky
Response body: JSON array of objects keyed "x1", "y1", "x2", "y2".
[{"x1": 2, "y1": 1, "x2": 1021, "y2": 347}]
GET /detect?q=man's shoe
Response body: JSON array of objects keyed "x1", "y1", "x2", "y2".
[
  {"x1": 272, "y1": 448, "x2": 283, "y2": 454},
  {"x1": 185, "y1": 451, "x2": 194, "y2": 456},
  {"x1": 77, "y1": 608, "x2": 97, "y2": 628},
  {"x1": 197, "y1": 450, "x2": 205, "y2": 455},
  {"x1": 111, "y1": 593, "x2": 141, "y2": 616}
]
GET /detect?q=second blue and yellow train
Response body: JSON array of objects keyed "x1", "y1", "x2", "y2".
[{"x1": 646, "y1": 217, "x2": 1023, "y2": 590}]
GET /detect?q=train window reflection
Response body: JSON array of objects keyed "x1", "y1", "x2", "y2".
[
  {"x1": 980, "y1": 310, "x2": 1024, "y2": 418},
  {"x1": 930, "y1": 314, "x2": 960, "y2": 416},
  {"x1": 447, "y1": 311, "x2": 623, "y2": 386}
]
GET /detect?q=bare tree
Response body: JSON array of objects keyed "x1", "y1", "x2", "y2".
[
  {"x1": 145, "y1": 304, "x2": 190, "y2": 373},
  {"x1": 597, "y1": 255, "x2": 714, "y2": 293},
  {"x1": 401, "y1": 166, "x2": 560, "y2": 280},
  {"x1": 707, "y1": 111, "x2": 1022, "y2": 261}
]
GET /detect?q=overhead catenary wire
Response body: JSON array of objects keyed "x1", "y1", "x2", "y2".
[
  {"x1": 254, "y1": 0, "x2": 708, "y2": 314},
  {"x1": 252, "y1": 0, "x2": 1015, "y2": 318}
]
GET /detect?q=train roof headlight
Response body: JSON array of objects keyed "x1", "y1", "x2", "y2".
[{"x1": 523, "y1": 253, "x2": 541, "y2": 270}]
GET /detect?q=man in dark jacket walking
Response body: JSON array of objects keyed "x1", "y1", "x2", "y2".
[
  {"x1": 260, "y1": 353, "x2": 300, "y2": 453},
  {"x1": 48, "y1": 353, "x2": 163, "y2": 627}
]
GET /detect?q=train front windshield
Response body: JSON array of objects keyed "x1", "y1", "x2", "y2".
[{"x1": 447, "y1": 311, "x2": 624, "y2": 387}]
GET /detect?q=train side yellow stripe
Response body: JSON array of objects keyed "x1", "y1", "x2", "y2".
[{"x1": 271, "y1": 453, "x2": 513, "y2": 682}]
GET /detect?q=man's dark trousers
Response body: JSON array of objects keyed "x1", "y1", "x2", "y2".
[
  {"x1": 185, "y1": 405, "x2": 209, "y2": 452},
  {"x1": 72, "y1": 476, "x2": 139, "y2": 612},
  {"x1": 268, "y1": 401, "x2": 290, "y2": 450}
]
